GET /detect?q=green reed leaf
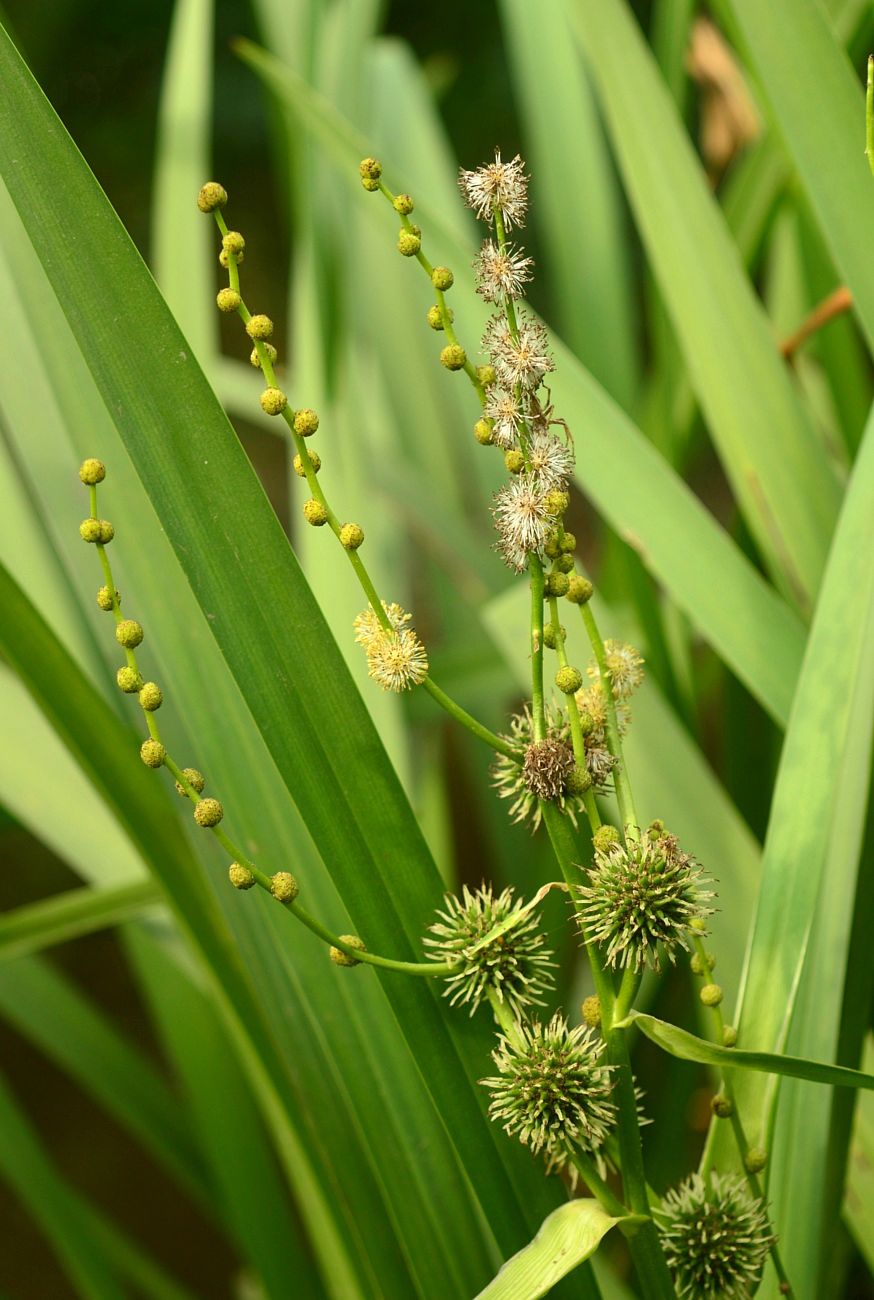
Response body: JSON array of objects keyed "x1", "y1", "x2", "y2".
[
  {"x1": 0, "y1": 879, "x2": 161, "y2": 962},
  {"x1": 475, "y1": 1200, "x2": 628, "y2": 1300}
]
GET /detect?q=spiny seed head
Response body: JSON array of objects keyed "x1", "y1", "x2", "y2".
[
  {"x1": 138, "y1": 682, "x2": 163, "y2": 712},
  {"x1": 588, "y1": 639, "x2": 645, "y2": 699},
  {"x1": 483, "y1": 310, "x2": 553, "y2": 391},
  {"x1": 229, "y1": 863, "x2": 255, "y2": 890},
  {"x1": 427, "y1": 304, "x2": 446, "y2": 330},
  {"x1": 656, "y1": 1173, "x2": 775, "y2": 1299},
  {"x1": 175, "y1": 768, "x2": 205, "y2": 797},
  {"x1": 222, "y1": 230, "x2": 245, "y2": 256},
  {"x1": 544, "y1": 571, "x2": 570, "y2": 597},
  {"x1": 194, "y1": 797, "x2": 224, "y2": 827},
  {"x1": 555, "y1": 665, "x2": 582, "y2": 694},
  {"x1": 216, "y1": 288, "x2": 241, "y2": 313},
  {"x1": 393, "y1": 193, "x2": 414, "y2": 214},
  {"x1": 293, "y1": 450, "x2": 321, "y2": 477},
  {"x1": 359, "y1": 156, "x2": 382, "y2": 181},
  {"x1": 493, "y1": 474, "x2": 553, "y2": 572},
  {"x1": 246, "y1": 314, "x2": 273, "y2": 340},
  {"x1": 492, "y1": 703, "x2": 586, "y2": 831},
  {"x1": 723, "y1": 1025, "x2": 738, "y2": 1048},
  {"x1": 79, "y1": 458, "x2": 105, "y2": 485},
  {"x1": 197, "y1": 182, "x2": 227, "y2": 213},
  {"x1": 140, "y1": 739, "x2": 166, "y2": 769},
  {"x1": 504, "y1": 448, "x2": 524, "y2": 474},
  {"x1": 270, "y1": 871, "x2": 299, "y2": 902},
  {"x1": 458, "y1": 150, "x2": 528, "y2": 229},
  {"x1": 481, "y1": 1014, "x2": 616, "y2": 1177},
  {"x1": 293, "y1": 408, "x2": 319, "y2": 437},
  {"x1": 330, "y1": 935, "x2": 367, "y2": 967},
  {"x1": 576, "y1": 827, "x2": 715, "y2": 971},
  {"x1": 249, "y1": 342, "x2": 277, "y2": 369},
  {"x1": 701, "y1": 983, "x2": 724, "y2": 1007},
  {"x1": 117, "y1": 666, "x2": 143, "y2": 693},
  {"x1": 96, "y1": 586, "x2": 117, "y2": 611},
  {"x1": 566, "y1": 576, "x2": 593, "y2": 605},
  {"x1": 431, "y1": 266, "x2": 454, "y2": 290},
  {"x1": 473, "y1": 239, "x2": 534, "y2": 303},
  {"x1": 397, "y1": 229, "x2": 421, "y2": 256},
  {"x1": 424, "y1": 883, "x2": 555, "y2": 1017},
  {"x1": 474, "y1": 418, "x2": 493, "y2": 445},
  {"x1": 440, "y1": 344, "x2": 466, "y2": 371},
  {"x1": 79, "y1": 517, "x2": 102, "y2": 543},
  {"x1": 260, "y1": 387, "x2": 287, "y2": 416},
  {"x1": 116, "y1": 619, "x2": 144, "y2": 649},
  {"x1": 339, "y1": 522, "x2": 364, "y2": 550},
  {"x1": 303, "y1": 499, "x2": 328, "y2": 527},
  {"x1": 582, "y1": 995, "x2": 601, "y2": 1027},
  {"x1": 364, "y1": 626, "x2": 428, "y2": 692}
]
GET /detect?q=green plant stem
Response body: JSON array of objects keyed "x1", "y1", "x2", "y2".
[
  {"x1": 547, "y1": 594, "x2": 589, "y2": 767},
  {"x1": 529, "y1": 557, "x2": 547, "y2": 741},
  {"x1": 486, "y1": 986, "x2": 523, "y2": 1044},
  {"x1": 288, "y1": 901, "x2": 452, "y2": 976},
  {"x1": 867, "y1": 56, "x2": 874, "y2": 177},
  {"x1": 568, "y1": 1151, "x2": 634, "y2": 1223},
  {"x1": 578, "y1": 602, "x2": 639, "y2": 841},
  {"x1": 542, "y1": 805, "x2": 614, "y2": 1019},
  {"x1": 421, "y1": 678, "x2": 519, "y2": 759}
]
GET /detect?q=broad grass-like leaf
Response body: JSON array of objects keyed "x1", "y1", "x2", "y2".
[
  {"x1": 0, "y1": 879, "x2": 160, "y2": 961},
  {"x1": 475, "y1": 1201, "x2": 627, "y2": 1300}
]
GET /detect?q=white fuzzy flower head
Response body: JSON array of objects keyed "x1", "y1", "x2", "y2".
[
  {"x1": 493, "y1": 474, "x2": 553, "y2": 572},
  {"x1": 423, "y1": 883, "x2": 556, "y2": 1017},
  {"x1": 527, "y1": 429, "x2": 575, "y2": 490},
  {"x1": 483, "y1": 387, "x2": 527, "y2": 450},
  {"x1": 656, "y1": 1173, "x2": 775, "y2": 1299},
  {"x1": 473, "y1": 239, "x2": 534, "y2": 303},
  {"x1": 458, "y1": 150, "x2": 529, "y2": 229},
  {"x1": 365, "y1": 626, "x2": 428, "y2": 692},
  {"x1": 587, "y1": 640, "x2": 645, "y2": 699},
  {"x1": 481, "y1": 1014, "x2": 616, "y2": 1177},
  {"x1": 353, "y1": 600, "x2": 411, "y2": 647},
  {"x1": 483, "y1": 311, "x2": 554, "y2": 391}
]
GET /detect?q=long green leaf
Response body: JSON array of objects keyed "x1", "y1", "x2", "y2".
[
  {"x1": 0, "y1": 879, "x2": 161, "y2": 961},
  {"x1": 476, "y1": 1201, "x2": 626, "y2": 1300}
]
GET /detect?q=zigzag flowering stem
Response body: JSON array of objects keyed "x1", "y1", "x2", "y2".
[{"x1": 578, "y1": 600, "x2": 639, "y2": 843}]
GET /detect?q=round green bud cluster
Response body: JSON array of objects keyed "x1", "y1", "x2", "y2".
[
  {"x1": 722, "y1": 1025, "x2": 738, "y2": 1048},
  {"x1": 544, "y1": 571, "x2": 570, "y2": 597},
  {"x1": 543, "y1": 532, "x2": 561, "y2": 559},
  {"x1": 117, "y1": 666, "x2": 143, "y2": 693},
  {"x1": 577, "y1": 709, "x2": 594, "y2": 737},
  {"x1": 219, "y1": 248, "x2": 244, "y2": 269},
  {"x1": 544, "y1": 489, "x2": 569, "y2": 518},
  {"x1": 293, "y1": 450, "x2": 321, "y2": 477},
  {"x1": 270, "y1": 871, "x2": 299, "y2": 902},
  {"x1": 427, "y1": 304, "x2": 450, "y2": 330},
  {"x1": 140, "y1": 739, "x2": 166, "y2": 768},
  {"x1": 116, "y1": 619, "x2": 144, "y2": 648},
  {"x1": 197, "y1": 182, "x2": 227, "y2": 213},
  {"x1": 504, "y1": 449, "x2": 524, "y2": 474},
  {"x1": 260, "y1": 387, "x2": 287, "y2": 416},
  {"x1": 194, "y1": 797, "x2": 224, "y2": 827},
  {"x1": 359, "y1": 157, "x2": 382, "y2": 191},
  {"x1": 96, "y1": 586, "x2": 118, "y2": 611},
  {"x1": 477, "y1": 364, "x2": 496, "y2": 387},
  {"x1": 138, "y1": 682, "x2": 163, "y2": 712},
  {"x1": 79, "y1": 518, "x2": 102, "y2": 543},
  {"x1": 393, "y1": 193, "x2": 414, "y2": 214},
  {"x1": 555, "y1": 665, "x2": 582, "y2": 694},
  {"x1": 216, "y1": 288, "x2": 241, "y2": 313},
  {"x1": 555, "y1": 553, "x2": 575, "y2": 574},
  {"x1": 175, "y1": 768, "x2": 205, "y2": 797},
  {"x1": 293, "y1": 408, "x2": 319, "y2": 437},
  {"x1": 229, "y1": 862, "x2": 255, "y2": 890},
  {"x1": 473, "y1": 419, "x2": 493, "y2": 445},
  {"x1": 397, "y1": 229, "x2": 421, "y2": 257},
  {"x1": 303, "y1": 499, "x2": 328, "y2": 527},
  {"x1": 700, "y1": 983, "x2": 723, "y2": 1007},
  {"x1": 560, "y1": 532, "x2": 576, "y2": 553},
  {"x1": 431, "y1": 266, "x2": 454, "y2": 291},
  {"x1": 564, "y1": 765, "x2": 592, "y2": 797},
  {"x1": 98, "y1": 520, "x2": 115, "y2": 544},
  {"x1": 592, "y1": 825, "x2": 620, "y2": 852},
  {"x1": 249, "y1": 342, "x2": 277, "y2": 369},
  {"x1": 711, "y1": 1093, "x2": 733, "y2": 1118},
  {"x1": 339, "y1": 523, "x2": 364, "y2": 550},
  {"x1": 440, "y1": 345, "x2": 466, "y2": 371},
  {"x1": 745, "y1": 1148, "x2": 767, "y2": 1174},
  {"x1": 79, "y1": 458, "x2": 106, "y2": 485},
  {"x1": 222, "y1": 230, "x2": 245, "y2": 256},
  {"x1": 330, "y1": 935, "x2": 367, "y2": 967},
  {"x1": 566, "y1": 576, "x2": 594, "y2": 605},
  {"x1": 542, "y1": 622, "x2": 565, "y2": 650},
  {"x1": 581, "y1": 995, "x2": 601, "y2": 1027},
  {"x1": 690, "y1": 916, "x2": 708, "y2": 933},
  {"x1": 246, "y1": 314, "x2": 274, "y2": 340},
  {"x1": 690, "y1": 951, "x2": 715, "y2": 976}
]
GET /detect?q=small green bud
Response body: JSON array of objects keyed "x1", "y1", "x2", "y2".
[
  {"x1": 700, "y1": 983, "x2": 723, "y2": 1008},
  {"x1": 577, "y1": 709, "x2": 594, "y2": 736},
  {"x1": 330, "y1": 935, "x2": 367, "y2": 967},
  {"x1": 216, "y1": 288, "x2": 241, "y2": 313},
  {"x1": 690, "y1": 952, "x2": 716, "y2": 976},
  {"x1": 96, "y1": 586, "x2": 117, "y2": 611},
  {"x1": 648, "y1": 818, "x2": 667, "y2": 838},
  {"x1": 340, "y1": 522, "x2": 364, "y2": 550},
  {"x1": 140, "y1": 739, "x2": 166, "y2": 769},
  {"x1": 542, "y1": 622, "x2": 565, "y2": 649},
  {"x1": 79, "y1": 518, "x2": 102, "y2": 543},
  {"x1": 722, "y1": 1025, "x2": 738, "y2": 1048},
  {"x1": 397, "y1": 229, "x2": 421, "y2": 257},
  {"x1": 559, "y1": 532, "x2": 576, "y2": 554},
  {"x1": 504, "y1": 449, "x2": 524, "y2": 474},
  {"x1": 544, "y1": 571, "x2": 570, "y2": 597},
  {"x1": 359, "y1": 157, "x2": 382, "y2": 181},
  {"x1": 477, "y1": 364, "x2": 497, "y2": 387},
  {"x1": 246, "y1": 314, "x2": 274, "y2": 340},
  {"x1": 138, "y1": 682, "x2": 163, "y2": 712},
  {"x1": 555, "y1": 553, "x2": 575, "y2": 574},
  {"x1": 249, "y1": 342, "x2": 277, "y2": 369},
  {"x1": 175, "y1": 768, "x2": 206, "y2": 797},
  {"x1": 393, "y1": 193, "x2": 414, "y2": 214},
  {"x1": 117, "y1": 666, "x2": 143, "y2": 693},
  {"x1": 711, "y1": 1094, "x2": 734, "y2": 1118},
  {"x1": 79, "y1": 458, "x2": 105, "y2": 485},
  {"x1": 270, "y1": 871, "x2": 299, "y2": 902},
  {"x1": 98, "y1": 520, "x2": 115, "y2": 545},
  {"x1": 544, "y1": 489, "x2": 569, "y2": 518},
  {"x1": 473, "y1": 418, "x2": 493, "y2": 445},
  {"x1": 566, "y1": 576, "x2": 594, "y2": 605},
  {"x1": 592, "y1": 824, "x2": 621, "y2": 853},
  {"x1": 197, "y1": 182, "x2": 227, "y2": 213},
  {"x1": 361, "y1": 176, "x2": 380, "y2": 192},
  {"x1": 293, "y1": 408, "x2": 319, "y2": 437},
  {"x1": 565, "y1": 765, "x2": 592, "y2": 796},
  {"x1": 745, "y1": 1147, "x2": 767, "y2": 1174},
  {"x1": 427, "y1": 304, "x2": 450, "y2": 330},
  {"x1": 690, "y1": 916, "x2": 708, "y2": 932},
  {"x1": 555, "y1": 665, "x2": 583, "y2": 694},
  {"x1": 219, "y1": 247, "x2": 244, "y2": 269},
  {"x1": 581, "y1": 995, "x2": 601, "y2": 1027},
  {"x1": 260, "y1": 387, "x2": 287, "y2": 416},
  {"x1": 431, "y1": 266, "x2": 454, "y2": 291},
  {"x1": 222, "y1": 230, "x2": 245, "y2": 256},
  {"x1": 116, "y1": 619, "x2": 144, "y2": 649},
  {"x1": 229, "y1": 862, "x2": 255, "y2": 890},
  {"x1": 440, "y1": 345, "x2": 466, "y2": 371},
  {"x1": 293, "y1": 450, "x2": 321, "y2": 476},
  {"x1": 543, "y1": 532, "x2": 561, "y2": 559},
  {"x1": 303, "y1": 499, "x2": 328, "y2": 527},
  {"x1": 194, "y1": 797, "x2": 224, "y2": 827}
]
